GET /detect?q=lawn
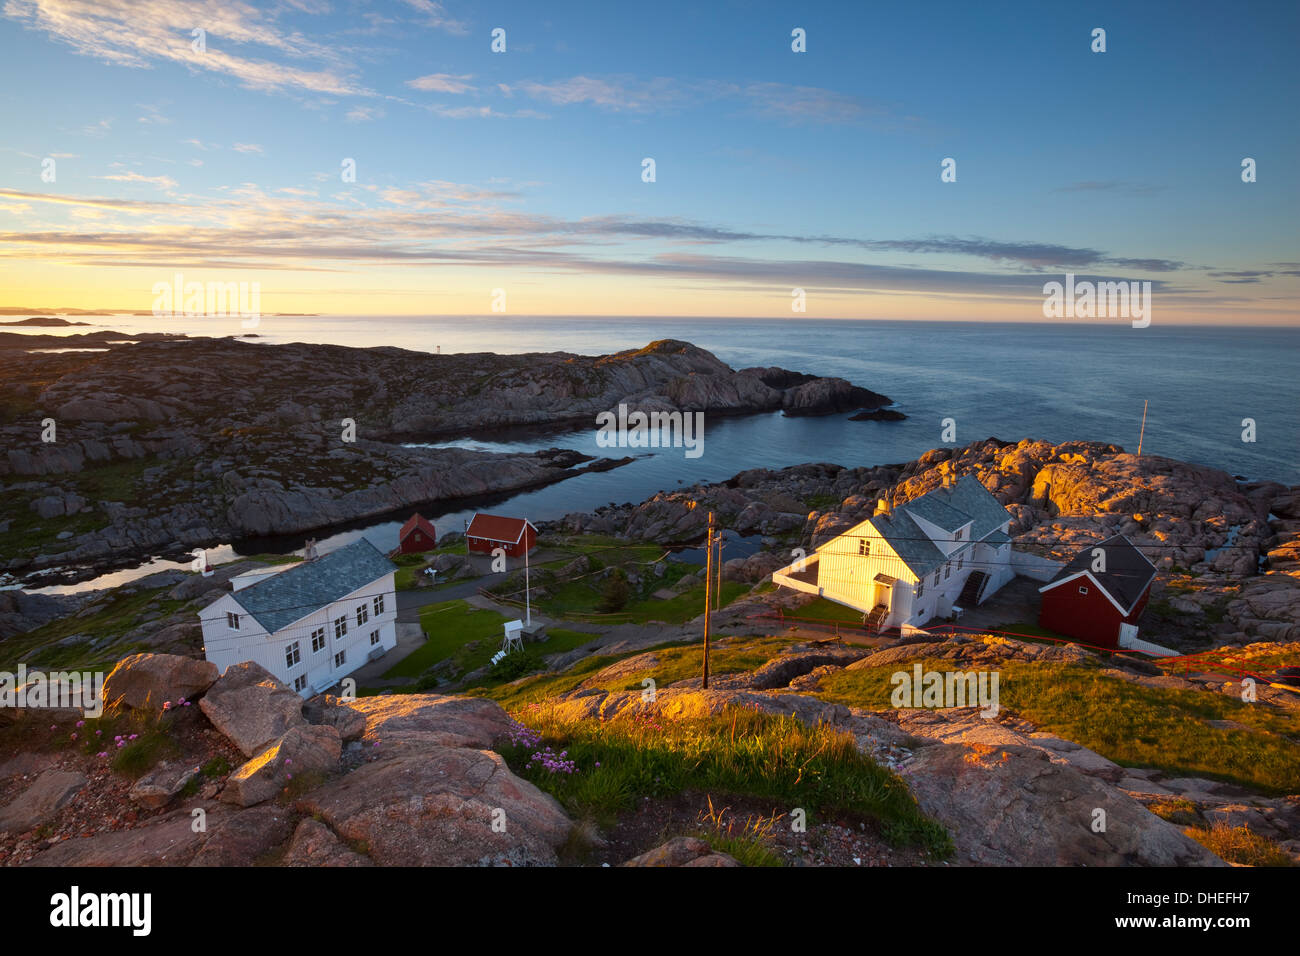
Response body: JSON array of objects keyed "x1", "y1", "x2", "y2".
[
  {"x1": 497, "y1": 704, "x2": 951, "y2": 855},
  {"x1": 815, "y1": 657, "x2": 1300, "y2": 794},
  {"x1": 380, "y1": 600, "x2": 512, "y2": 679},
  {"x1": 794, "y1": 596, "x2": 868, "y2": 624}
]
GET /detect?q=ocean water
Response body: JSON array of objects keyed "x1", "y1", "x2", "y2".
[{"x1": 11, "y1": 315, "x2": 1299, "y2": 584}]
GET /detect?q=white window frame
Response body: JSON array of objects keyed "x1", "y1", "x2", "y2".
[
  {"x1": 293, "y1": 675, "x2": 307, "y2": 692},
  {"x1": 334, "y1": 616, "x2": 348, "y2": 640},
  {"x1": 285, "y1": 641, "x2": 301, "y2": 668},
  {"x1": 227, "y1": 612, "x2": 241, "y2": 630},
  {"x1": 858, "y1": 539, "x2": 870, "y2": 556},
  {"x1": 370, "y1": 629, "x2": 380, "y2": 646},
  {"x1": 334, "y1": 650, "x2": 346, "y2": 668},
  {"x1": 311, "y1": 627, "x2": 326, "y2": 653},
  {"x1": 356, "y1": 604, "x2": 369, "y2": 627},
  {"x1": 373, "y1": 594, "x2": 385, "y2": 616}
]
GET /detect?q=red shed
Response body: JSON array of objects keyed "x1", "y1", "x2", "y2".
[
  {"x1": 395, "y1": 513, "x2": 438, "y2": 554},
  {"x1": 1038, "y1": 534, "x2": 1157, "y2": 649},
  {"x1": 466, "y1": 513, "x2": 537, "y2": 558}
]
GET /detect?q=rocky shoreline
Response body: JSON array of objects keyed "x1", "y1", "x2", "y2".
[{"x1": 0, "y1": 336, "x2": 892, "y2": 582}]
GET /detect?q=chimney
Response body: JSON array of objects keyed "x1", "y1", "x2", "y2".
[
  {"x1": 303, "y1": 538, "x2": 318, "y2": 560},
  {"x1": 875, "y1": 497, "x2": 891, "y2": 517}
]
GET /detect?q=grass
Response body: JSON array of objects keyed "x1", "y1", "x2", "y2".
[
  {"x1": 380, "y1": 600, "x2": 511, "y2": 679},
  {"x1": 796, "y1": 597, "x2": 868, "y2": 624},
  {"x1": 815, "y1": 656, "x2": 1300, "y2": 794},
  {"x1": 0, "y1": 584, "x2": 188, "y2": 671},
  {"x1": 498, "y1": 704, "x2": 951, "y2": 855},
  {"x1": 1184, "y1": 822, "x2": 1293, "y2": 866}
]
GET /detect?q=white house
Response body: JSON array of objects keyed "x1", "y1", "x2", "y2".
[
  {"x1": 199, "y1": 537, "x2": 399, "y2": 697},
  {"x1": 772, "y1": 474, "x2": 1015, "y2": 633}
]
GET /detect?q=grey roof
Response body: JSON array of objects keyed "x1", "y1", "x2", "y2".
[
  {"x1": 847, "y1": 475, "x2": 1012, "y2": 580},
  {"x1": 1042, "y1": 534, "x2": 1156, "y2": 614},
  {"x1": 928, "y1": 475, "x2": 1012, "y2": 541},
  {"x1": 866, "y1": 508, "x2": 948, "y2": 580},
  {"x1": 233, "y1": 537, "x2": 397, "y2": 634},
  {"x1": 900, "y1": 495, "x2": 970, "y2": 532}
]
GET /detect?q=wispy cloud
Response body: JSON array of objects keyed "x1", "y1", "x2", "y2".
[
  {"x1": 398, "y1": 0, "x2": 468, "y2": 35},
  {"x1": 94, "y1": 171, "x2": 178, "y2": 190},
  {"x1": 232, "y1": 142, "x2": 264, "y2": 154},
  {"x1": 345, "y1": 105, "x2": 385, "y2": 122},
  {"x1": 406, "y1": 72, "x2": 476, "y2": 94},
  {"x1": 5, "y1": 0, "x2": 373, "y2": 96}
]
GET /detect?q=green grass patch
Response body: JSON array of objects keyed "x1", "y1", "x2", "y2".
[
  {"x1": 381, "y1": 600, "x2": 511, "y2": 679},
  {"x1": 796, "y1": 597, "x2": 867, "y2": 624},
  {"x1": 815, "y1": 657, "x2": 1300, "y2": 794},
  {"x1": 498, "y1": 705, "x2": 951, "y2": 855}
]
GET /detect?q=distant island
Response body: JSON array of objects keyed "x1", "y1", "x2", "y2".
[{"x1": 0, "y1": 317, "x2": 91, "y2": 327}]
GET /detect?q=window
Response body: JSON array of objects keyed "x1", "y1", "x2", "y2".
[
  {"x1": 334, "y1": 616, "x2": 348, "y2": 640},
  {"x1": 356, "y1": 604, "x2": 369, "y2": 627},
  {"x1": 370, "y1": 629, "x2": 380, "y2": 646},
  {"x1": 954, "y1": 529, "x2": 963, "y2": 541},
  {"x1": 916, "y1": 580, "x2": 925, "y2": 599},
  {"x1": 932, "y1": 571, "x2": 940, "y2": 586},
  {"x1": 1078, "y1": 586, "x2": 1089, "y2": 595},
  {"x1": 226, "y1": 612, "x2": 241, "y2": 630},
  {"x1": 944, "y1": 562, "x2": 952, "y2": 580},
  {"x1": 858, "y1": 539, "x2": 870, "y2": 556},
  {"x1": 373, "y1": 594, "x2": 385, "y2": 616},
  {"x1": 285, "y1": 641, "x2": 301, "y2": 668},
  {"x1": 311, "y1": 627, "x2": 326, "y2": 653},
  {"x1": 957, "y1": 554, "x2": 964, "y2": 571},
  {"x1": 334, "y1": 650, "x2": 346, "y2": 668},
  {"x1": 293, "y1": 675, "x2": 308, "y2": 693}
]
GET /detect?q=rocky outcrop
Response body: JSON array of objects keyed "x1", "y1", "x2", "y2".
[
  {"x1": 282, "y1": 818, "x2": 372, "y2": 867},
  {"x1": 343, "y1": 693, "x2": 515, "y2": 753},
  {"x1": 129, "y1": 762, "x2": 200, "y2": 810},
  {"x1": 102, "y1": 653, "x2": 218, "y2": 711},
  {"x1": 0, "y1": 769, "x2": 87, "y2": 834},
  {"x1": 297, "y1": 746, "x2": 572, "y2": 866},
  {"x1": 198, "y1": 662, "x2": 307, "y2": 758},
  {"x1": 901, "y1": 742, "x2": 1225, "y2": 866},
  {"x1": 222, "y1": 724, "x2": 342, "y2": 807},
  {"x1": 621, "y1": 836, "x2": 740, "y2": 867}
]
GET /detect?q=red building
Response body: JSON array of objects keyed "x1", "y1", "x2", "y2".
[
  {"x1": 395, "y1": 513, "x2": 438, "y2": 554},
  {"x1": 1038, "y1": 534, "x2": 1157, "y2": 649},
  {"x1": 466, "y1": 513, "x2": 537, "y2": 558}
]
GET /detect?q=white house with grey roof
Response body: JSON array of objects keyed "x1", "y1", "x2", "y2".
[
  {"x1": 198, "y1": 537, "x2": 398, "y2": 697},
  {"x1": 772, "y1": 475, "x2": 1015, "y2": 633}
]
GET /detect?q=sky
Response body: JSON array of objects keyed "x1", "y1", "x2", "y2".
[{"x1": 0, "y1": 0, "x2": 1297, "y2": 323}]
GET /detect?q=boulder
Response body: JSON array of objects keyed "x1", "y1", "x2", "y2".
[
  {"x1": 282, "y1": 818, "x2": 373, "y2": 867},
  {"x1": 129, "y1": 761, "x2": 200, "y2": 810},
  {"x1": 25, "y1": 803, "x2": 229, "y2": 866},
  {"x1": 102, "y1": 653, "x2": 219, "y2": 711},
  {"x1": 303, "y1": 694, "x2": 367, "y2": 743},
  {"x1": 222, "y1": 724, "x2": 342, "y2": 807},
  {"x1": 0, "y1": 769, "x2": 87, "y2": 833},
  {"x1": 199, "y1": 662, "x2": 307, "y2": 758},
  {"x1": 344, "y1": 693, "x2": 515, "y2": 753},
  {"x1": 297, "y1": 746, "x2": 572, "y2": 866},
  {"x1": 621, "y1": 836, "x2": 739, "y2": 867},
  {"x1": 188, "y1": 805, "x2": 296, "y2": 866},
  {"x1": 902, "y1": 742, "x2": 1227, "y2": 866}
]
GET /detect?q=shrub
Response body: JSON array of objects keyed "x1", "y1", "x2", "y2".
[
  {"x1": 599, "y1": 569, "x2": 631, "y2": 612},
  {"x1": 489, "y1": 649, "x2": 543, "y2": 681}
]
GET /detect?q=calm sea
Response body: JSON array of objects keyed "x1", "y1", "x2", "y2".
[{"x1": 12, "y1": 315, "x2": 1299, "y2": 584}]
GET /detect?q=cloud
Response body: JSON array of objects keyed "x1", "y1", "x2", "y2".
[
  {"x1": 398, "y1": 0, "x2": 468, "y2": 35},
  {"x1": 346, "y1": 105, "x2": 385, "y2": 122},
  {"x1": 406, "y1": 73, "x2": 476, "y2": 94},
  {"x1": 232, "y1": 143, "x2": 264, "y2": 154},
  {"x1": 4, "y1": 0, "x2": 373, "y2": 96},
  {"x1": 94, "y1": 171, "x2": 178, "y2": 190},
  {"x1": 519, "y1": 75, "x2": 689, "y2": 112}
]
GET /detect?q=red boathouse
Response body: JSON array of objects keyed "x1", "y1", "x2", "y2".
[
  {"x1": 1038, "y1": 534, "x2": 1157, "y2": 649},
  {"x1": 395, "y1": 513, "x2": 438, "y2": 554},
  {"x1": 466, "y1": 513, "x2": 537, "y2": 558}
]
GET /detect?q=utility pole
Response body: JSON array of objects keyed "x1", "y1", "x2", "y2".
[
  {"x1": 702, "y1": 511, "x2": 714, "y2": 689},
  {"x1": 1137, "y1": 400, "x2": 1148, "y2": 457},
  {"x1": 714, "y1": 528, "x2": 723, "y2": 611},
  {"x1": 524, "y1": 518, "x2": 532, "y2": 628}
]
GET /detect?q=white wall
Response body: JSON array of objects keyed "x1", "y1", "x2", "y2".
[{"x1": 200, "y1": 572, "x2": 398, "y2": 697}]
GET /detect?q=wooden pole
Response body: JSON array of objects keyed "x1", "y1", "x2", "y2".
[
  {"x1": 714, "y1": 528, "x2": 723, "y2": 611},
  {"x1": 702, "y1": 511, "x2": 714, "y2": 689},
  {"x1": 1137, "y1": 400, "x2": 1148, "y2": 457}
]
